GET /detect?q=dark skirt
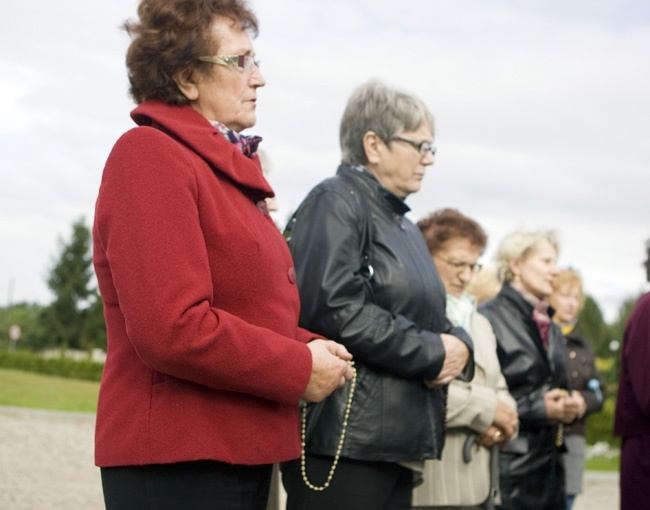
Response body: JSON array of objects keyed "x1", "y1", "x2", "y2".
[
  {"x1": 101, "y1": 460, "x2": 273, "y2": 510},
  {"x1": 281, "y1": 455, "x2": 413, "y2": 510}
]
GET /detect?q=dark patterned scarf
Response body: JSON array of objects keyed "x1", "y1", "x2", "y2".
[
  {"x1": 532, "y1": 301, "x2": 552, "y2": 348},
  {"x1": 515, "y1": 287, "x2": 552, "y2": 349},
  {"x1": 211, "y1": 120, "x2": 262, "y2": 157}
]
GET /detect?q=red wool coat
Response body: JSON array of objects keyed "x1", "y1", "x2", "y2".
[{"x1": 93, "y1": 100, "x2": 315, "y2": 467}]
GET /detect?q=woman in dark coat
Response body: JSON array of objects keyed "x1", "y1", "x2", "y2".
[
  {"x1": 281, "y1": 79, "x2": 474, "y2": 510},
  {"x1": 614, "y1": 239, "x2": 650, "y2": 510},
  {"x1": 549, "y1": 269, "x2": 605, "y2": 509},
  {"x1": 479, "y1": 229, "x2": 581, "y2": 510}
]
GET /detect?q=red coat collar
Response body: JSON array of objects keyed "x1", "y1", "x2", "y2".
[{"x1": 131, "y1": 100, "x2": 273, "y2": 197}]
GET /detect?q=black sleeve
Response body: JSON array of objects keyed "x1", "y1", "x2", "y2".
[{"x1": 287, "y1": 185, "x2": 448, "y2": 380}]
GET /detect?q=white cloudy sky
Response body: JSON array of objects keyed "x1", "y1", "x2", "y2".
[{"x1": 1, "y1": 0, "x2": 649, "y2": 323}]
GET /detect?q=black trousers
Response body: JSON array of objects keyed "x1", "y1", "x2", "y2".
[
  {"x1": 281, "y1": 455, "x2": 413, "y2": 510},
  {"x1": 101, "y1": 460, "x2": 273, "y2": 510}
]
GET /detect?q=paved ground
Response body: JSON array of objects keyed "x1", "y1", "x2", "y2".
[
  {"x1": 0, "y1": 406, "x2": 103, "y2": 510},
  {"x1": 0, "y1": 406, "x2": 619, "y2": 509},
  {"x1": 574, "y1": 471, "x2": 619, "y2": 510}
]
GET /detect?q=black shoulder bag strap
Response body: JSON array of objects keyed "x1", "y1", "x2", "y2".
[
  {"x1": 339, "y1": 173, "x2": 375, "y2": 293},
  {"x1": 284, "y1": 174, "x2": 375, "y2": 289}
]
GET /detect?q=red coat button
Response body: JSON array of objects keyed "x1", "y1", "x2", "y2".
[{"x1": 288, "y1": 268, "x2": 296, "y2": 283}]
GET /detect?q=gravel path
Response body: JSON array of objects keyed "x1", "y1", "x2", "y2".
[
  {"x1": 574, "y1": 471, "x2": 620, "y2": 510},
  {"x1": 0, "y1": 406, "x2": 619, "y2": 509},
  {"x1": 0, "y1": 406, "x2": 103, "y2": 510}
]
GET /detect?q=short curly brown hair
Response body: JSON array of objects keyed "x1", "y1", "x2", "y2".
[
  {"x1": 123, "y1": 0, "x2": 258, "y2": 106},
  {"x1": 417, "y1": 208, "x2": 488, "y2": 256}
]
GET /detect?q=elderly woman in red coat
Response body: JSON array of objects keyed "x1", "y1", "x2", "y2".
[{"x1": 92, "y1": 1, "x2": 353, "y2": 508}]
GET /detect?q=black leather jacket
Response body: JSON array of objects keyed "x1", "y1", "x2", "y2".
[
  {"x1": 480, "y1": 283, "x2": 569, "y2": 510},
  {"x1": 286, "y1": 165, "x2": 473, "y2": 462}
]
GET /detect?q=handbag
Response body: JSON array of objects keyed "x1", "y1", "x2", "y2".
[
  {"x1": 462, "y1": 434, "x2": 499, "y2": 510},
  {"x1": 484, "y1": 443, "x2": 499, "y2": 510}
]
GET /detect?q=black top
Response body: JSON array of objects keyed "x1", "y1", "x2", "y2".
[
  {"x1": 563, "y1": 328, "x2": 605, "y2": 437},
  {"x1": 480, "y1": 283, "x2": 569, "y2": 510},
  {"x1": 286, "y1": 165, "x2": 474, "y2": 462}
]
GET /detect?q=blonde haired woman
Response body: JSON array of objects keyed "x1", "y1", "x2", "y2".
[
  {"x1": 549, "y1": 269, "x2": 605, "y2": 509},
  {"x1": 479, "y1": 229, "x2": 582, "y2": 510}
]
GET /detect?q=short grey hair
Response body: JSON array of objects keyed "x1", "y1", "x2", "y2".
[
  {"x1": 339, "y1": 79, "x2": 434, "y2": 166},
  {"x1": 494, "y1": 229, "x2": 560, "y2": 283}
]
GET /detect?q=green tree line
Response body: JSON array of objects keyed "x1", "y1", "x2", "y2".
[
  {"x1": 0, "y1": 217, "x2": 642, "y2": 447},
  {"x1": 0, "y1": 218, "x2": 106, "y2": 353},
  {"x1": 0, "y1": 218, "x2": 643, "y2": 364}
]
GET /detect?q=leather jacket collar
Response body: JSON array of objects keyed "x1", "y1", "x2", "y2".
[{"x1": 336, "y1": 165, "x2": 411, "y2": 217}]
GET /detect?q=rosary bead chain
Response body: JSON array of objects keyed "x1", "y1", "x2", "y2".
[{"x1": 301, "y1": 362, "x2": 356, "y2": 491}]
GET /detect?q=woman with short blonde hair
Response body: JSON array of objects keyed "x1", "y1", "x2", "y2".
[
  {"x1": 549, "y1": 269, "x2": 605, "y2": 509},
  {"x1": 493, "y1": 229, "x2": 560, "y2": 284},
  {"x1": 479, "y1": 229, "x2": 581, "y2": 510}
]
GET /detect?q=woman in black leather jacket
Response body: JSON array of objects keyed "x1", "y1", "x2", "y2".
[
  {"x1": 479, "y1": 230, "x2": 582, "y2": 510},
  {"x1": 281, "y1": 79, "x2": 474, "y2": 510}
]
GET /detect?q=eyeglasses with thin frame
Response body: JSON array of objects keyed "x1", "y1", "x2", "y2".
[
  {"x1": 391, "y1": 136, "x2": 436, "y2": 157},
  {"x1": 198, "y1": 54, "x2": 261, "y2": 72},
  {"x1": 438, "y1": 256, "x2": 482, "y2": 273}
]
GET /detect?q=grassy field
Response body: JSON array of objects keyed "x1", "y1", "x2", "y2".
[
  {"x1": 0, "y1": 367, "x2": 99, "y2": 413},
  {"x1": 585, "y1": 454, "x2": 619, "y2": 472}
]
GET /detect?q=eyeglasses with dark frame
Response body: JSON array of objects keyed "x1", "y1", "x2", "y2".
[
  {"x1": 198, "y1": 54, "x2": 261, "y2": 72},
  {"x1": 390, "y1": 136, "x2": 437, "y2": 157},
  {"x1": 438, "y1": 257, "x2": 482, "y2": 273}
]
